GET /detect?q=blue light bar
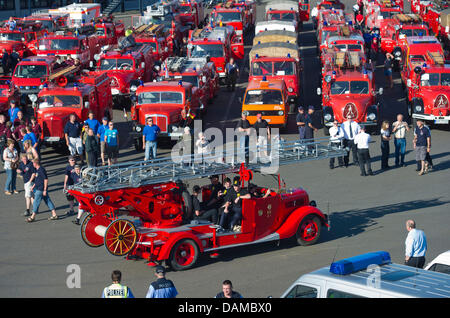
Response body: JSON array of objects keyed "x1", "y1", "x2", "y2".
[{"x1": 330, "y1": 251, "x2": 391, "y2": 275}]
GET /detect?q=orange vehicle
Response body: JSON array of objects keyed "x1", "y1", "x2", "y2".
[
  {"x1": 35, "y1": 71, "x2": 113, "y2": 147},
  {"x1": 241, "y1": 77, "x2": 288, "y2": 127}
]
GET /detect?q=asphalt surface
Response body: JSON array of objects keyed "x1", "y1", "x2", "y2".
[{"x1": 0, "y1": 0, "x2": 449, "y2": 298}]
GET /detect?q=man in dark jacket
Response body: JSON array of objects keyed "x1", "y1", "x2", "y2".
[
  {"x1": 215, "y1": 280, "x2": 243, "y2": 298},
  {"x1": 85, "y1": 128, "x2": 99, "y2": 167}
]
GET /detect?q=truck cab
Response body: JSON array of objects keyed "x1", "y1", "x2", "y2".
[
  {"x1": 212, "y1": 2, "x2": 246, "y2": 36},
  {"x1": 265, "y1": 1, "x2": 300, "y2": 32},
  {"x1": 130, "y1": 81, "x2": 201, "y2": 146},
  {"x1": 133, "y1": 24, "x2": 173, "y2": 63},
  {"x1": 318, "y1": 50, "x2": 380, "y2": 133},
  {"x1": 0, "y1": 27, "x2": 34, "y2": 59},
  {"x1": 242, "y1": 78, "x2": 288, "y2": 127},
  {"x1": 179, "y1": 0, "x2": 205, "y2": 29},
  {"x1": 35, "y1": 71, "x2": 112, "y2": 146},
  {"x1": 94, "y1": 43, "x2": 155, "y2": 107},
  {"x1": 249, "y1": 39, "x2": 301, "y2": 112},
  {"x1": 12, "y1": 56, "x2": 70, "y2": 106},
  {"x1": 159, "y1": 56, "x2": 219, "y2": 109},
  {"x1": 365, "y1": 4, "x2": 403, "y2": 31}
]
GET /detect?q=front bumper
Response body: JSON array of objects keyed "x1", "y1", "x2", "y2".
[{"x1": 412, "y1": 113, "x2": 450, "y2": 124}]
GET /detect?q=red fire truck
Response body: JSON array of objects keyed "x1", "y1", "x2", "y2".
[
  {"x1": 93, "y1": 43, "x2": 155, "y2": 108},
  {"x1": 231, "y1": 0, "x2": 257, "y2": 28},
  {"x1": 320, "y1": 32, "x2": 365, "y2": 64},
  {"x1": 129, "y1": 80, "x2": 202, "y2": 148},
  {"x1": 20, "y1": 14, "x2": 68, "y2": 33},
  {"x1": 318, "y1": 50, "x2": 382, "y2": 134},
  {"x1": 179, "y1": 0, "x2": 206, "y2": 29},
  {"x1": 212, "y1": 1, "x2": 250, "y2": 38},
  {"x1": 132, "y1": 23, "x2": 173, "y2": 63},
  {"x1": 35, "y1": 70, "x2": 112, "y2": 147},
  {"x1": 159, "y1": 56, "x2": 219, "y2": 108},
  {"x1": 188, "y1": 26, "x2": 241, "y2": 82},
  {"x1": 67, "y1": 138, "x2": 346, "y2": 270},
  {"x1": 400, "y1": 36, "x2": 450, "y2": 126},
  {"x1": 249, "y1": 39, "x2": 302, "y2": 113},
  {"x1": 299, "y1": 0, "x2": 311, "y2": 23},
  {"x1": 11, "y1": 55, "x2": 75, "y2": 106},
  {"x1": 0, "y1": 77, "x2": 19, "y2": 114},
  {"x1": 365, "y1": 2, "x2": 403, "y2": 31},
  {"x1": 0, "y1": 26, "x2": 38, "y2": 59},
  {"x1": 265, "y1": 1, "x2": 301, "y2": 32}
]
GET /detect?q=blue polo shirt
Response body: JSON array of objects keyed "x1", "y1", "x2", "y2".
[
  {"x1": 33, "y1": 166, "x2": 48, "y2": 191},
  {"x1": 8, "y1": 107, "x2": 19, "y2": 123},
  {"x1": 64, "y1": 121, "x2": 82, "y2": 138},
  {"x1": 18, "y1": 161, "x2": 34, "y2": 183},
  {"x1": 97, "y1": 124, "x2": 108, "y2": 142},
  {"x1": 415, "y1": 126, "x2": 430, "y2": 147},
  {"x1": 23, "y1": 132, "x2": 37, "y2": 146},
  {"x1": 143, "y1": 124, "x2": 160, "y2": 142},
  {"x1": 85, "y1": 118, "x2": 100, "y2": 135},
  {"x1": 104, "y1": 129, "x2": 118, "y2": 146},
  {"x1": 70, "y1": 171, "x2": 82, "y2": 185}
]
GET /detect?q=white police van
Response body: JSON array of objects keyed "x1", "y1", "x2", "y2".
[
  {"x1": 425, "y1": 250, "x2": 450, "y2": 275},
  {"x1": 281, "y1": 251, "x2": 450, "y2": 298}
]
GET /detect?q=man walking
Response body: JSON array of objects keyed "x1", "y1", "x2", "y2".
[
  {"x1": 142, "y1": 117, "x2": 160, "y2": 161},
  {"x1": 341, "y1": 116, "x2": 361, "y2": 167},
  {"x1": 413, "y1": 119, "x2": 431, "y2": 176},
  {"x1": 236, "y1": 112, "x2": 251, "y2": 161},
  {"x1": 17, "y1": 154, "x2": 34, "y2": 217},
  {"x1": 146, "y1": 265, "x2": 178, "y2": 298},
  {"x1": 64, "y1": 113, "x2": 84, "y2": 164},
  {"x1": 392, "y1": 114, "x2": 409, "y2": 167},
  {"x1": 329, "y1": 120, "x2": 344, "y2": 169},
  {"x1": 404, "y1": 219, "x2": 427, "y2": 268},
  {"x1": 253, "y1": 113, "x2": 270, "y2": 158},
  {"x1": 102, "y1": 270, "x2": 134, "y2": 298},
  {"x1": 104, "y1": 121, "x2": 119, "y2": 166},
  {"x1": 27, "y1": 159, "x2": 58, "y2": 222},
  {"x1": 296, "y1": 106, "x2": 306, "y2": 141},
  {"x1": 354, "y1": 126, "x2": 373, "y2": 176},
  {"x1": 225, "y1": 57, "x2": 239, "y2": 91},
  {"x1": 97, "y1": 117, "x2": 109, "y2": 166}
]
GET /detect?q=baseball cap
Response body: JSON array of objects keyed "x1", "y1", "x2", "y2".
[
  {"x1": 102, "y1": 116, "x2": 108, "y2": 121},
  {"x1": 155, "y1": 265, "x2": 166, "y2": 274},
  {"x1": 308, "y1": 105, "x2": 315, "y2": 110},
  {"x1": 209, "y1": 174, "x2": 219, "y2": 180},
  {"x1": 298, "y1": 106, "x2": 304, "y2": 111}
]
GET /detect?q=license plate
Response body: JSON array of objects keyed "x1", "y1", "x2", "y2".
[
  {"x1": 111, "y1": 88, "x2": 120, "y2": 95},
  {"x1": 434, "y1": 118, "x2": 448, "y2": 124},
  {"x1": 169, "y1": 132, "x2": 183, "y2": 137},
  {"x1": 45, "y1": 137, "x2": 60, "y2": 142}
]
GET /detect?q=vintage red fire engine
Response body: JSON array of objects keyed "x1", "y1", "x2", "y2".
[
  {"x1": 212, "y1": 1, "x2": 253, "y2": 36},
  {"x1": 20, "y1": 13, "x2": 69, "y2": 33},
  {"x1": 320, "y1": 30, "x2": 364, "y2": 64},
  {"x1": 230, "y1": 0, "x2": 257, "y2": 28},
  {"x1": 133, "y1": 23, "x2": 173, "y2": 63},
  {"x1": 365, "y1": 2, "x2": 403, "y2": 31},
  {"x1": 318, "y1": 50, "x2": 382, "y2": 134},
  {"x1": 130, "y1": 80, "x2": 202, "y2": 148},
  {"x1": 35, "y1": 70, "x2": 112, "y2": 146},
  {"x1": 179, "y1": 0, "x2": 206, "y2": 28},
  {"x1": 420, "y1": 1, "x2": 449, "y2": 38},
  {"x1": 400, "y1": 36, "x2": 450, "y2": 126},
  {"x1": 316, "y1": 0, "x2": 346, "y2": 11},
  {"x1": 159, "y1": 56, "x2": 219, "y2": 108},
  {"x1": 249, "y1": 37, "x2": 302, "y2": 112},
  {"x1": 265, "y1": 1, "x2": 301, "y2": 32},
  {"x1": 92, "y1": 17, "x2": 125, "y2": 47},
  {"x1": 0, "y1": 77, "x2": 19, "y2": 114},
  {"x1": 299, "y1": 0, "x2": 311, "y2": 23},
  {"x1": 66, "y1": 137, "x2": 343, "y2": 270},
  {"x1": 0, "y1": 26, "x2": 37, "y2": 59},
  {"x1": 93, "y1": 42, "x2": 155, "y2": 107},
  {"x1": 188, "y1": 26, "x2": 242, "y2": 82},
  {"x1": 11, "y1": 55, "x2": 73, "y2": 106}
]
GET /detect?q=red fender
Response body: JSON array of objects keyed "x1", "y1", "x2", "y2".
[
  {"x1": 157, "y1": 231, "x2": 204, "y2": 261},
  {"x1": 276, "y1": 206, "x2": 328, "y2": 240}
]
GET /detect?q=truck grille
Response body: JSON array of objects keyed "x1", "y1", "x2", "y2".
[{"x1": 145, "y1": 115, "x2": 168, "y2": 133}]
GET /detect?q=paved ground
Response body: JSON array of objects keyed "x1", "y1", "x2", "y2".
[{"x1": 0, "y1": 0, "x2": 449, "y2": 298}]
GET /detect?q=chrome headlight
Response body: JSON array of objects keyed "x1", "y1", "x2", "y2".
[
  {"x1": 367, "y1": 113, "x2": 376, "y2": 121},
  {"x1": 287, "y1": 87, "x2": 293, "y2": 93},
  {"x1": 278, "y1": 111, "x2": 284, "y2": 116},
  {"x1": 130, "y1": 85, "x2": 137, "y2": 92},
  {"x1": 135, "y1": 126, "x2": 142, "y2": 132},
  {"x1": 394, "y1": 50, "x2": 401, "y2": 57},
  {"x1": 415, "y1": 105, "x2": 422, "y2": 112},
  {"x1": 324, "y1": 113, "x2": 332, "y2": 121},
  {"x1": 29, "y1": 94, "x2": 37, "y2": 102}
]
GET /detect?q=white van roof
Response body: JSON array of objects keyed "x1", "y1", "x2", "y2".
[
  {"x1": 425, "y1": 250, "x2": 450, "y2": 270},
  {"x1": 284, "y1": 251, "x2": 450, "y2": 298},
  {"x1": 255, "y1": 20, "x2": 296, "y2": 33}
]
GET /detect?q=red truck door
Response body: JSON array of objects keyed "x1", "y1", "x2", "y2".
[
  {"x1": 251, "y1": 195, "x2": 281, "y2": 240},
  {"x1": 230, "y1": 35, "x2": 244, "y2": 60}
]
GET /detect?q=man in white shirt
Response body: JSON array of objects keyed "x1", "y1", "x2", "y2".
[
  {"x1": 354, "y1": 126, "x2": 373, "y2": 176},
  {"x1": 404, "y1": 219, "x2": 427, "y2": 268},
  {"x1": 329, "y1": 120, "x2": 344, "y2": 169},
  {"x1": 341, "y1": 116, "x2": 361, "y2": 167},
  {"x1": 392, "y1": 114, "x2": 409, "y2": 167}
]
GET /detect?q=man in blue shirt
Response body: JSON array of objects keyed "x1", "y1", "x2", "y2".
[
  {"x1": 8, "y1": 100, "x2": 19, "y2": 125},
  {"x1": 64, "y1": 114, "x2": 84, "y2": 164},
  {"x1": 22, "y1": 126, "x2": 38, "y2": 149},
  {"x1": 104, "y1": 121, "x2": 119, "y2": 166},
  {"x1": 413, "y1": 119, "x2": 431, "y2": 176},
  {"x1": 17, "y1": 154, "x2": 35, "y2": 217},
  {"x1": 142, "y1": 117, "x2": 160, "y2": 161},
  {"x1": 146, "y1": 265, "x2": 178, "y2": 298},
  {"x1": 84, "y1": 111, "x2": 100, "y2": 136},
  {"x1": 405, "y1": 219, "x2": 427, "y2": 268},
  {"x1": 97, "y1": 117, "x2": 109, "y2": 166}
]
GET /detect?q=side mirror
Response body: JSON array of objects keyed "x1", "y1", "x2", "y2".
[
  {"x1": 317, "y1": 87, "x2": 322, "y2": 95},
  {"x1": 84, "y1": 101, "x2": 89, "y2": 108}
]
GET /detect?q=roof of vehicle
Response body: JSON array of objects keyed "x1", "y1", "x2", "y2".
[
  {"x1": 265, "y1": 1, "x2": 299, "y2": 13},
  {"x1": 19, "y1": 55, "x2": 56, "y2": 64},
  {"x1": 425, "y1": 250, "x2": 450, "y2": 269},
  {"x1": 326, "y1": 69, "x2": 372, "y2": 81},
  {"x1": 246, "y1": 78, "x2": 285, "y2": 90},
  {"x1": 137, "y1": 80, "x2": 193, "y2": 91},
  {"x1": 289, "y1": 252, "x2": 450, "y2": 298},
  {"x1": 406, "y1": 36, "x2": 440, "y2": 45},
  {"x1": 250, "y1": 41, "x2": 299, "y2": 60},
  {"x1": 327, "y1": 34, "x2": 364, "y2": 43},
  {"x1": 255, "y1": 20, "x2": 296, "y2": 33}
]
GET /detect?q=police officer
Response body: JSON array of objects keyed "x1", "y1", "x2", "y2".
[
  {"x1": 102, "y1": 270, "x2": 134, "y2": 298},
  {"x1": 296, "y1": 106, "x2": 306, "y2": 141},
  {"x1": 146, "y1": 265, "x2": 178, "y2": 298},
  {"x1": 225, "y1": 57, "x2": 239, "y2": 91}
]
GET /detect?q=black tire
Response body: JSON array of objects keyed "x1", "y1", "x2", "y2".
[
  {"x1": 167, "y1": 239, "x2": 199, "y2": 271},
  {"x1": 295, "y1": 215, "x2": 322, "y2": 246}
]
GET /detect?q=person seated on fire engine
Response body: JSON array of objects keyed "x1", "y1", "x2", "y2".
[
  {"x1": 202, "y1": 175, "x2": 224, "y2": 211},
  {"x1": 192, "y1": 185, "x2": 219, "y2": 224},
  {"x1": 218, "y1": 177, "x2": 251, "y2": 232}
]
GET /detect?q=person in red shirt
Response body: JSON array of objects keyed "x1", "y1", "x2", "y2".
[{"x1": 356, "y1": 13, "x2": 364, "y2": 29}]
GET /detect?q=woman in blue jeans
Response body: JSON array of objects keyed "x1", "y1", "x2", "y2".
[{"x1": 3, "y1": 139, "x2": 18, "y2": 195}]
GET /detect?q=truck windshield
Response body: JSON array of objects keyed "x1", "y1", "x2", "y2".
[
  {"x1": 215, "y1": 12, "x2": 241, "y2": 22},
  {"x1": 252, "y1": 61, "x2": 273, "y2": 76},
  {"x1": 191, "y1": 44, "x2": 224, "y2": 58},
  {"x1": 0, "y1": 32, "x2": 22, "y2": 41},
  {"x1": 421, "y1": 73, "x2": 450, "y2": 86},
  {"x1": 274, "y1": 61, "x2": 295, "y2": 75},
  {"x1": 179, "y1": 5, "x2": 192, "y2": 13},
  {"x1": 333, "y1": 44, "x2": 363, "y2": 51},
  {"x1": 39, "y1": 39, "x2": 79, "y2": 50},
  {"x1": 331, "y1": 81, "x2": 369, "y2": 94},
  {"x1": 29, "y1": 19, "x2": 54, "y2": 30},
  {"x1": 95, "y1": 27, "x2": 106, "y2": 36},
  {"x1": 180, "y1": 76, "x2": 198, "y2": 87},
  {"x1": 399, "y1": 29, "x2": 427, "y2": 37},
  {"x1": 331, "y1": 81, "x2": 349, "y2": 95},
  {"x1": 13, "y1": 64, "x2": 48, "y2": 78},
  {"x1": 245, "y1": 89, "x2": 283, "y2": 105},
  {"x1": 268, "y1": 13, "x2": 295, "y2": 20},
  {"x1": 350, "y1": 81, "x2": 369, "y2": 94},
  {"x1": 100, "y1": 58, "x2": 134, "y2": 71},
  {"x1": 138, "y1": 91, "x2": 183, "y2": 104},
  {"x1": 38, "y1": 95, "x2": 81, "y2": 108}
]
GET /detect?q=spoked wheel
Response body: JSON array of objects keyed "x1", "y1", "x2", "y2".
[
  {"x1": 104, "y1": 219, "x2": 137, "y2": 256},
  {"x1": 81, "y1": 214, "x2": 111, "y2": 248},
  {"x1": 295, "y1": 215, "x2": 322, "y2": 246},
  {"x1": 167, "y1": 239, "x2": 199, "y2": 271}
]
